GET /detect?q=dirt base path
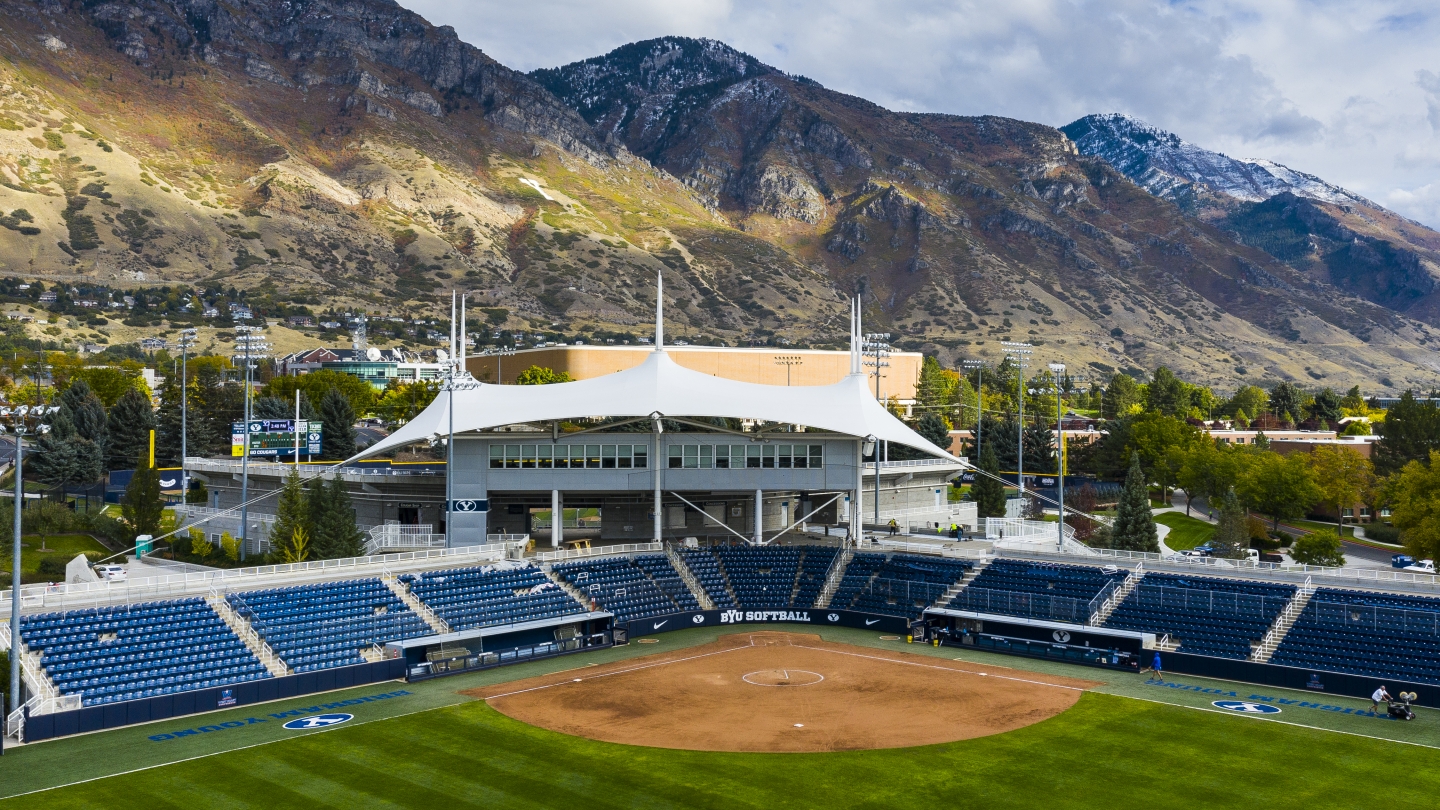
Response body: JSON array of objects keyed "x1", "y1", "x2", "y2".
[{"x1": 469, "y1": 632, "x2": 1099, "y2": 753}]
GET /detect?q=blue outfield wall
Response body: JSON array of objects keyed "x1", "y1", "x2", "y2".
[
  {"x1": 23, "y1": 659, "x2": 406, "y2": 743},
  {"x1": 1162, "y1": 650, "x2": 1433, "y2": 706}
]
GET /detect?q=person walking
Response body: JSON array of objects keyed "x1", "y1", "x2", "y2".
[
  {"x1": 887, "y1": 518, "x2": 898, "y2": 536},
  {"x1": 1371, "y1": 685, "x2": 1392, "y2": 714},
  {"x1": 1145, "y1": 652, "x2": 1163, "y2": 682}
]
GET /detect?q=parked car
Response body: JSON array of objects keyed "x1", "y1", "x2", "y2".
[
  {"x1": 1192, "y1": 543, "x2": 1216, "y2": 556},
  {"x1": 1403, "y1": 559, "x2": 1436, "y2": 574},
  {"x1": 93, "y1": 564, "x2": 127, "y2": 582},
  {"x1": 1259, "y1": 551, "x2": 1285, "y2": 563}
]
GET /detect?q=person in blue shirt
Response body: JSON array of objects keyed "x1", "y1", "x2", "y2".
[{"x1": 1145, "y1": 651, "x2": 1163, "y2": 682}]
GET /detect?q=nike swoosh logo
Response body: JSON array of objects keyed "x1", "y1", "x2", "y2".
[
  {"x1": 865, "y1": 619, "x2": 880, "y2": 626},
  {"x1": 653, "y1": 621, "x2": 667, "y2": 629}
]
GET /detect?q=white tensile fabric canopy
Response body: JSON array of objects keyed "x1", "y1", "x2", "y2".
[{"x1": 351, "y1": 349, "x2": 957, "y2": 462}]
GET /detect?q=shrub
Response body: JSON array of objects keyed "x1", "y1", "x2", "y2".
[
  {"x1": 1365, "y1": 524, "x2": 1401, "y2": 545},
  {"x1": 37, "y1": 556, "x2": 69, "y2": 578},
  {"x1": 1292, "y1": 530, "x2": 1346, "y2": 567}
]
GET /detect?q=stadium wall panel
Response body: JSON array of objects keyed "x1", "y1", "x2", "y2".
[
  {"x1": 1163, "y1": 651, "x2": 1433, "y2": 705},
  {"x1": 626, "y1": 609, "x2": 912, "y2": 636},
  {"x1": 22, "y1": 659, "x2": 405, "y2": 743}
]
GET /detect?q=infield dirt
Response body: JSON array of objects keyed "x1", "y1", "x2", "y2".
[{"x1": 470, "y1": 632, "x2": 1099, "y2": 752}]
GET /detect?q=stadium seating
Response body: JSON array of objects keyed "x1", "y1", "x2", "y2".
[
  {"x1": 792, "y1": 547, "x2": 839, "y2": 608},
  {"x1": 21, "y1": 599, "x2": 269, "y2": 706},
  {"x1": 680, "y1": 548, "x2": 738, "y2": 608},
  {"x1": 229, "y1": 579, "x2": 431, "y2": 673},
  {"x1": 833, "y1": 553, "x2": 972, "y2": 617},
  {"x1": 553, "y1": 555, "x2": 700, "y2": 622},
  {"x1": 1270, "y1": 588, "x2": 1440, "y2": 684},
  {"x1": 949, "y1": 559, "x2": 1126, "y2": 619},
  {"x1": 1104, "y1": 574, "x2": 1296, "y2": 659},
  {"x1": 402, "y1": 564, "x2": 588, "y2": 632},
  {"x1": 715, "y1": 546, "x2": 803, "y2": 607}
]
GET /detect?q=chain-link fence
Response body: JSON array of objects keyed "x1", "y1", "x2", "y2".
[
  {"x1": 1128, "y1": 584, "x2": 1291, "y2": 617},
  {"x1": 946, "y1": 586, "x2": 1092, "y2": 623},
  {"x1": 1307, "y1": 600, "x2": 1440, "y2": 637}
]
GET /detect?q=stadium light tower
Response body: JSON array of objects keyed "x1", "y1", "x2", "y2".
[
  {"x1": 1049, "y1": 362, "x2": 1066, "y2": 552},
  {"x1": 233, "y1": 323, "x2": 269, "y2": 562},
  {"x1": 773, "y1": 355, "x2": 803, "y2": 386},
  {"x1": 171, "y1": 328, "x2": 198, "y2": 502},
  {"x1": 1001, "y1": 342, "x2": 1033, "y2": 504},
  {"x1": 961, "y1": 359, "x2": 984, "y2": 463},
  {"x1": 5, "y1": 358, "x2": 55, "y2": 724}
]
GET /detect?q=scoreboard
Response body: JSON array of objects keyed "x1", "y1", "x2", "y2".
[{"x1": 232, "y1": 419, "x2": 324, "y2": 458}]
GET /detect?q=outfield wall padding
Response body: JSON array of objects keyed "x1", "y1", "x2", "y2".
[
  {"x1": 22, "y1": 659, "x2": 405, "y2": 743},
  {"x1": 627, "y1": 609, "x2": 912, "y2": 636},
  {"x1": 1161, "y1": 650, "x2": 1432, "y2": 706}
]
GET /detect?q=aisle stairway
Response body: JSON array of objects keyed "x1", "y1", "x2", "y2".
[
  {"x1": 1251, "y1": 578, "x2": 1316, "y2": 663},
  {"x1": 381, "y1": 572, "x2": 452, "y2": 635},
  {"x1": 1087, "y1": 565, "x2": 1146, "y2": 627},
  {"x1": 934, "y1": 558, "x2": 990, "y2": 608},
  {"x1": 815, "y1": 548, "x2": 855, "y2": 609},
  {"x1": 205, "y1": 594, "x2": 291, "y2": 677},
  {"x1": 666, "y1": 545, "x2": 715, "y2": 610}
]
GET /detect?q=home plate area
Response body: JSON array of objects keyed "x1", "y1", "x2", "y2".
[{"x1": 472, "y1": 632, "x2": 1098, "y2": 752}]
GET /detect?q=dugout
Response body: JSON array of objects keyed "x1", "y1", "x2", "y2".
[
  {"x1": 922, "y1": 608, "x2": 1153, "y2": 672},
  {"x1": 388, "y1": 611, "x2": 614, "y2": 681}
]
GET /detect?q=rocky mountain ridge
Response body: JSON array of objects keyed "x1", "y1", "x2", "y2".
[{"x1": 0, "y1": 13, "x2": 1437, "y2": 390}]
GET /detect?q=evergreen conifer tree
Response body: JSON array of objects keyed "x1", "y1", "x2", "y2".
[
  {"x1": 1111, "y1": 452, "x2": 1159, "y2": 552},
  {"x1": 972, "y1": 443, "x2": 1008, "y2": 518},
  {"x1": 1210, "y1": 487, "x2": 1249, "y2": 559},
  {"x1": 122, "y1": 447, "x2": 162, "y2": 539},
  {"x1": 105, "y1": 387, "x2": 155, "y2": 471},
  {"x1": 309, "y1": 475, "x2": 365, "y2": 559},
  {"x1": 268, "y1": 468, "x2": 311, "y2": 562},
  {"x1": 319, "y1": 387, "x2": 357, "y2": 460}
]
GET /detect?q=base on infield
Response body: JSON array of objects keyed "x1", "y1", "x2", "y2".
[{"x1": 474, "y1": 632, "x2": 1098, "y2": 752}]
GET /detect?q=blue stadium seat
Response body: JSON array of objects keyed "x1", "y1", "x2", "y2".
[
  {"x1": 949, "y1": 558, "x2": 1124, "y2": 620},
  {"x1": 229, "y1": 578, "x2": 430, "y2": 673},
  {"x1": 20, "y1": 598, "x2": 270, "y2": 707},
  {"x1": 831, "y1": 553, "x2": 972, "y2": 617},
  {"x1": 1104, "y1": 573, "x2": 1296, "y2": 659},
  {"x1": 403, "y1": 564, "x2": 588, "y2": 632},
  {"x1": 553, "y1": 554, "x2": 700, "y2": 622},
  {"x1": 1271, "y1": 587, "x2": 1440, "y2": 684}
]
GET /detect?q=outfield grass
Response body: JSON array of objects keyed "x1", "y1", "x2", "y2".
[
  {"x1": 9, "y1": 691, "x2": 1438, "y2": 809},
  {"x1": 1154, "y1": 512, "x2": 1215, "y2": 550}
]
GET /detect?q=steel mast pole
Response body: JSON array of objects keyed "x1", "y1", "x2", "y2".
[
  {"x1": 1050, "y1": 363, "x2": 1067, "y2": 552},
  {"x1": 9, "y1": 415, "x2": 23, "y2": 718}
]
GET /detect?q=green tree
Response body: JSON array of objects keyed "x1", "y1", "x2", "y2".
[
  {"x1": 121, "y1": 448, "x2": 163, "y2": 540},
  {"x1": 29, "y1": 410, "x2": 103, "y2": 486},
  {"x1": 374, "y1": 380, "x2": 440, "y2": 426},
  {"x1": 1340, "y1": 385, "x2": 1367, "y2": 414},
  {"x1": 913, "y1": 412, "x2": 952, "y2": 451},
  {"x1": 1374, "y1": 391, "x2": 1440, "y2": 474},
  {"x1": 1306, "y1": 388, "x2": 1342, "y2": 424},
  {"x1": 915, "y1": 356, "x2": 957, "y2": 422},
  {"x1": 268, "y1": 468, "x2": 311, "y2": 562},
  {"x1": 1236, "y1": 451, "x2": 1322, "y2": 531},
  {"x1": 1309, "y1": 445, "x2": 1373, "y2": 529},
  {"x1": 309, "y1": 475, "x2": 366, "y2": 559},
  {"x1": 515, "y1": 365, "x2": 573, "y2": 385},
  {"x1": 1227, "y1": 386, "x2": 1268, "y2": 420},
  {"x1": 319, "y1": 387, "x2": 357, "y2": 460},
  {"x1": 1145, "y1": 366, "x2": 1190, "y2": 416},
  {"x1": 67, "y1": 365, "x2": 148, "y2": 408},
  {"x1": 1390, "y1": 452, "x2": 1440, "y2": 563},
  {"x1": 1176, "y1": 440, "x2": 1245, "y2": 517},
  {"x1": 971, "y1": 443, "x2": 1008, "y2": 519},
  {"x1": 262, "y1": 369, "x2": 375, "y2": 419},
  {"x1": 1102, "y1": 373, "x2": 1140, "y2": 419},
  {"x1": 105, "y1": 386, "x2": 155, "y2": 471},
  {"x1": 1269, "y1": 382, "x2": 1301, "y2": 424},
  {"x1": 1111, "y1": 452, "x2": 1159, "y2": 552},
  {"x1": 193, "y1": 362, "x2": 243, "y2": 456},
  {"x1": 1210, "y1": 488, "x2": 1250, "y2": 559},
  {"x1": 953, "y1": 374, "x2": 979, "y2": 429},
  {"x1": 1291, "y1": 530, "x2": 1345, "y2": 567}
]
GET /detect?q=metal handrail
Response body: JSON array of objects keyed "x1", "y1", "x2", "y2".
[{"x1": 534, "y1": 542, "x2": 663, "y2": 562}]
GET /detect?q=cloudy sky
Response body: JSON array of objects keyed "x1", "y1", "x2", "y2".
[{"x1": 408, "y1": 0, "x2": 1440, "y2": 227}]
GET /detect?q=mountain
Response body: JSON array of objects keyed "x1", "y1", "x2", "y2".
[
  {"x1": 1062, "y1": 113, "x2": 1440, "y2": 325},
  {"x1": 0, "y1": 12, "x2": 1436, "y2": 391},
  {"x1": 1060, "y1": 114, "x2": 1373, "y2": 208}
]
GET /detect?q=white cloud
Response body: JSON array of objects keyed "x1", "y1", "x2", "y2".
[{"x1": 407, "y1": 0, "x2": 1440, "y2": 227}]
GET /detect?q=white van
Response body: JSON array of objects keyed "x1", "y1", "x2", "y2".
[{"x1": 94, "y1": 564, "x2": 128, "y2": 582}]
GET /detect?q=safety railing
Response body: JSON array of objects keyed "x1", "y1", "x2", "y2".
[
  {"x1": 946, "y1": 585, "x2": 1093, "y2": 624},
  {"x1": 533, "y1": 542, "x2": 663, "y2": 563},
  {"x1": 1304, "y1": 598, "x2": 1440, "y2": 637},
  {"x1": 1, "y1": 543, "x2": 520, "y2": 617},
  {"x1": 1125, "y1": 583, "x2": 1292, "y2": 616}
]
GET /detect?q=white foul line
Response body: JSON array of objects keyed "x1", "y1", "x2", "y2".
[{"x1": 788, "y1": 643, "x2": 1089, "y2": 693}]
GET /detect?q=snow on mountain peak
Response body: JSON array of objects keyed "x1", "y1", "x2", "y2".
[{"x1": 1061, "y1": 114, "x2": 1375, "y2": 210}]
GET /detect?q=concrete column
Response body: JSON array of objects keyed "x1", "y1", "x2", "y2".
[
  {"x1": 853, "y1": 438, "x2": 863, "y2": 544},
  {"x1": 754, "y1": 488, "x2": 763, "y2": 544},
  {"x1": 551, "y1": 489, "x2": 562, "y2": 548},
  {"x1": 653, "y1": 425, "x2": 663, "y2": 542}
]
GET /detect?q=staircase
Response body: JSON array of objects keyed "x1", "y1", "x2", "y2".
[
  {"x1": 666, "y1": 545, "x2": 715, "y2": 610},
  {"x1": 815, "y1": 548, "x2": 855, "y2": 609},
  {"x1": 544, "y1": 564, "x2": 599, "y2": 612},
  {"x1": 1251, "y1": 578, "x2": 1316, "y2": 663},
  {"x1": 359, "y1": 643, "x2": 388, "y2": 663},
  {"x1": 934, "y1": 558, "x2": 990, "y2": 609},
  {"x1": 712, "y1": 555, "x2": 741, "y2": 606},
  {"x1": 380, "y1": 572, "x2": 452, "y2": 635},
  {"x1": 206, "y1": 594, "x2": 292, "y2": 678},
  {"x1": 1088, "y1": 565, "x2": 1146, "y2": 626},
  {"x1": 1153, "y1": 634, "x2": 1182, "y2": 652}
]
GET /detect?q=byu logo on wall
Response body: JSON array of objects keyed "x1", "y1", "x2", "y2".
[
  {"x1": 827, "y1": 613, "x2": 840, "y2": 622},
  {"x1": 283, "y1": 713, "x2": 354, "y2": 730},
  {"x1": 1212, "y1": 701, "x2": 1281, "y2": 714},
  {"x1": 691, "y1": 614, "x2": 706, "y2": 624},
  {"x1": 1052, "y1": 630, "x2": 1071, "y2": 643}
]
